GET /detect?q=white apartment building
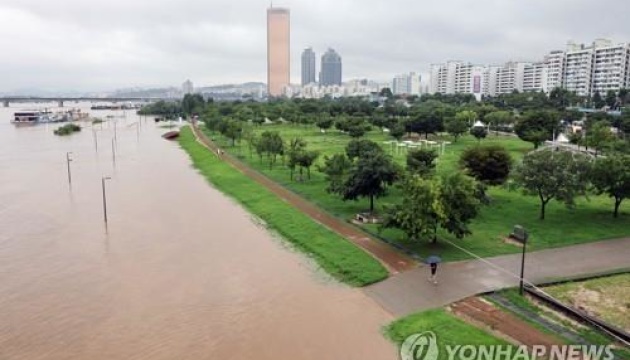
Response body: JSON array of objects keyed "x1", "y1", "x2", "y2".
[
  {"x1": 182, "y1": 79, "x2": 194, "y2": 95},
  {"x1": 430, "y1": 61, "x2": 485, "y2": 99},
  {"x1": 543, "y1": 50, "x2": 565, "y2": 90},
  {"x1": 429, "y1": 38, "x2": 630, "y2": 99},
  {"x1": 392, "y1": 72, "x2": 421, "y2": 95}
]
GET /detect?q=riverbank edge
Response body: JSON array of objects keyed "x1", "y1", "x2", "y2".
[{"x1": 178, "y1": 126, "x2": 388, "y2": 287}]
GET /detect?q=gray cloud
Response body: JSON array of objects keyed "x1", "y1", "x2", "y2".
[{"x1": 0, "y1": 0, "x2": 629, "y2": 92}]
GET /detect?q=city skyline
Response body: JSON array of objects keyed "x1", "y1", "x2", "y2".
[{"x1": 1, "y1": 0, "x2": 630, "y2": 92}]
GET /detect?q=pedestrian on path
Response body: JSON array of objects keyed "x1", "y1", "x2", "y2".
[{"x1": 425, "y1": 255, "x2": 442, "y2": 285}]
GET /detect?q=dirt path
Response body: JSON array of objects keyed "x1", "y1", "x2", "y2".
[
  {"x1": 190, "y1": 122, "x2": 415, "y2": 274},
  {"x1": 451, "y1": 297, "x2": 563, "y2": 347}
]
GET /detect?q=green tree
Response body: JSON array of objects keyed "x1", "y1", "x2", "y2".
[
  {"x1": 339, "y1": 150, "x2": 399, "y2": 213},
  {"x1": 585, "y1": 121, "x2": 615, "y2": 156},
  {"x1": 316, "y1": 115, "x2": 334, "y2": 133},
  {"x1": 346, "y1": 139, "x2": 383, "y2": 160},
  {"x1": 513, "y1": 149, "x2": 591, "y2": 220},
  {"x1": 590, "y1": 154, "x2": 630, "y2": 218},
  {"x1": 438, "y1": 172, "x2": 482, "y2": 240},
  {"x1": 390, "y1": 121, "x2": 406, "y2": 141},
  {"x1": 470, "y1": 126, "x2": 487, "y2": 143},
  {"x1": 605, "y1": 90, "x2": 618, "y2": 108},
  {"x1": 444, "y1": 116, "x2": 469, "y2": 142},
  {"x1": 319, "y1": 154, "x2": 353, "y2": 194},
  {"x1": 381, "y1": 173, "x2": 481, "y2": 243},
  {"x1": 459, "y1": 145, "x2": 512, "y2": 186},
  {"x1": 484, "y1": 111, "x2": 514, "y2": 133},
  {"x1": 259, "y1": 131, "x2": 284, "y2": 169},
  {"x1": 181, "y1": 94, "x2": 205, "y2": 117},
  {"x1": 381, "y1": 176, "x2": 442, "y2": 242},
  {"x1": 218, "y1": 117, "x2": 243, "y2": 146},
  {"x1": 406, "y1": 149, "x2": 438, "y2": 177},
  {"x1": 592, "y1": 91, "x2": 605, "y2": 109},
  {"x1": 514, "y1": 110, "x2": 561, "y2": 149}
]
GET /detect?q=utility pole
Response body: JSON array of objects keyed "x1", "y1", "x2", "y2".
[
  {"x1": 66, "y1": 152, "x2": 73, "y2": 187},
  {"x1": 102, "y1": 176, "x2": 111, "y2": 224},
  {"x1": 112, "y1": 138, "x2": 116, "y2": 166},
  {"x1": 93, "y1": 129, "x2": 98, "y2": 152}
]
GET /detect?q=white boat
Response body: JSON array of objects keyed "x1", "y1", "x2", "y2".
[{"x1": 11, "y1": 111, "x2": 52, "y2": 125}]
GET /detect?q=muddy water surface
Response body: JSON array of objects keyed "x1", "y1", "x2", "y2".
[{"x1": 0, "y1": 103, "x2": 396, "y2": 359}]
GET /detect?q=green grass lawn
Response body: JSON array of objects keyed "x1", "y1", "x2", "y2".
[
  {"x1": 385, "y1": 309, "x2": 513, "y2": 359},
  {"x1": 208, "y1": 123, "x2": 630, "y2": 261},
  {"x1": 177, "y1": 126, "x2": 387, "y2": 286}
]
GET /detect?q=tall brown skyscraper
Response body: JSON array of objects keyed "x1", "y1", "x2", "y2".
[{"x1": 267, "y1": 7, "x2": 290, "y2": 97}]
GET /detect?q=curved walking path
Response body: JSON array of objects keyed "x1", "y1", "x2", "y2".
[
  {"x1": 364, "y1": 237, "x2": 630, "y2": 316},
  {"x1": 190, "y1": 122, "x2": 415, "y2": 274}
]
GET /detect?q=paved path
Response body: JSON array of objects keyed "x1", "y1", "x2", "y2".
[
  {"x1": 189, "y1": 122, "x2": 415, "y2": 274},
  {"x1": 364, "y1": 238, "x2": 630, "y2": 316}
]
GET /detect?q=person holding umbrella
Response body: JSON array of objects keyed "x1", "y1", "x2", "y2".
[{"x1": 425, "y1": 255, "x2": 442, "y2": 285}]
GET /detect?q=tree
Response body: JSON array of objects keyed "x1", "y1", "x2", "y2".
[
  {"x1": 390, "y1": 121, "x2": 406, "y2": 141},
  {"x1": 259, "y1": 131, "x2": 284, "y2": 169},
  {"x1": 513, "y1": 149, "x2": 591, "y2": 220},
  {"x1": 605, "y1": 90, "x2": 618, "y2": 109},
  {"x1": 381, "y1": 176, "x2": 442, "y2": 242},
  {"x1": 470, "y1": 126, "x2": 487, "y2": 143},
  {"x1": 218, "y1": 117, "x2": 242, "y2": 146},
  {"x1": 591, "y1": 154, "x2": 630, "y2": 218},
  {"x1": 585, "y1": 121, "x2": 615, "y2": 156},
  {"x1": 444, "y1": 116, "x2": 469, "y2": 142},
  {"x1": 346, "y1": 139, "x2": 383, "y2": 160},
  {"x1": 592, "y1": 91, "x2": 605, "y2": 109},
  {"x1": 316, "y1": 115, "x2": 333, "y2": 133},
  {"x1": 319, "y1": 154, "x2": 353, "y2": 194},
  {"x1": 484, "y1": 111, "x2": 514, "y2": 133},
  {"x1": 459, "y1": 145, "x2": 512, "y2": 186},
  {"x1": 438, "y1": 172, "x2": 482, "y2": 240},
  {"x1": 381, "y1": 173, "x2": 481, "y2": 243},
  {"x1": 182, "y1": 94, "x2": 205, "y2": 117},
  {"x1": 339, "y1": 150, "x2": 399, "y2": 213},
  {"x1": 514, "y1": 110, "x2": 561, "y2": 149},
  {"x1": 406, "y1": 149, "x2": 438, "y2": 177},
  {"x1": 406, "y1": 100, "x2": 451, "y2": 139}
]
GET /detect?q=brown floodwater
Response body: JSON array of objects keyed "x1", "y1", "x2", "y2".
[{"x1": 0, "y1": 103, "x2": 396, "y2": 360}]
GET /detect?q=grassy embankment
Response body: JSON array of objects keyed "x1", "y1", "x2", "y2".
[
  {"x1": 385, "y1": 309, "x2": 513, "y2": 359},
  {"x1": 208, "y1": 123, "x2": 630, "y2": 261},
  {"x1": 544, "y1": 273, "x2": 630, "y2": 332},
  {"x1": 178, "y1": 126, "x2": 387, "y2": 286},
  {"x1": 488, "y1": 284, "x2": 630, "y2": 359}
]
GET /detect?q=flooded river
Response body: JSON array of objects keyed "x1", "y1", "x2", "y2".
[{"x1": 0, "y1": 103, "x2": 396, "y2": 359}]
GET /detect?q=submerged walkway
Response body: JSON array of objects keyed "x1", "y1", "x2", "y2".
[
  {"x1": 364, "y1": 237, "x2": 630, "y2": 316},
  {"x1": 190, "y1": 122, "x2": 415, "y2": 274}
]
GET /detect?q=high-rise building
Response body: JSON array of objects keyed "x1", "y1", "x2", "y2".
[
  {"x1": 320, "y1": 48, "x2": 342, "y2": 86},
  {"x1": 392, "y1": 72, "x2": 421, "y2": 95},
  {"x1": 301, "y1": 47, "x2": 316, "y2": 85},
  {"x1": 182, "y1": 79, "x2": 194, "y2": 95},
  {"x1": 267, "y1": 7, "x2": 290, "y2": 97},
  {"x1": 430, "y1": 61, "x2": 485, "y2": 99}
]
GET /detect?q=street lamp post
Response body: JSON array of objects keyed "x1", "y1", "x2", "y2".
[
  {"x1": 66, "y1": 152, "x2": 73, "y2": 187},
  {"x1": 112, "y1": 138, "x2": 116, "y2": 166},
  {"x1": 102, "y1": 176, "x2": 111, "y2": 224},
  {"x1": 513, "y1": 225, "x2": 530, "y2": 296}
]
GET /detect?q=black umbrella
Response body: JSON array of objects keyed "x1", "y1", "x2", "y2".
[{"x1": 424, "y1": 255, "x2": 442, "y2": 265}]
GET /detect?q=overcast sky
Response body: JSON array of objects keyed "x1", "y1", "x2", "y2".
[{"x1": 1, "y1": 0, "x2": 629, "y2": 93}]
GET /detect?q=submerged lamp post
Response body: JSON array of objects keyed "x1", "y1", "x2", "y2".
[
  {"x1": 66, "y1": 152, "x2": 73, "y2": 187},
  {"x1": 102, "y1": 176, "x2": 111, "y2": 224}
]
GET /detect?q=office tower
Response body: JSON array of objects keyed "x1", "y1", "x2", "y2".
[
  {"x1": 320, "y1": 48, "x2": 342, "y2": 86},
  {"x1": 182, "y1": 79, "x2": 194, "y2": 95},
  {"x1": 301, "y1": 47, "x2": 316, "y2": 85},
  {"x1": 267, "y1": 7, "x2": 290, "y2": 97},
  {"x1": 392, "y1": 72, "x2": 421, "y2": 95}
]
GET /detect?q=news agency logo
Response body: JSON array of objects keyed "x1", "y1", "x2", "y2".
[
  {"x1": 400, "y1": 331, "x2": 439, "y2": 360},
  {"x1": 400, "y1": 332, "x2": 616, "y2": 360}
]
